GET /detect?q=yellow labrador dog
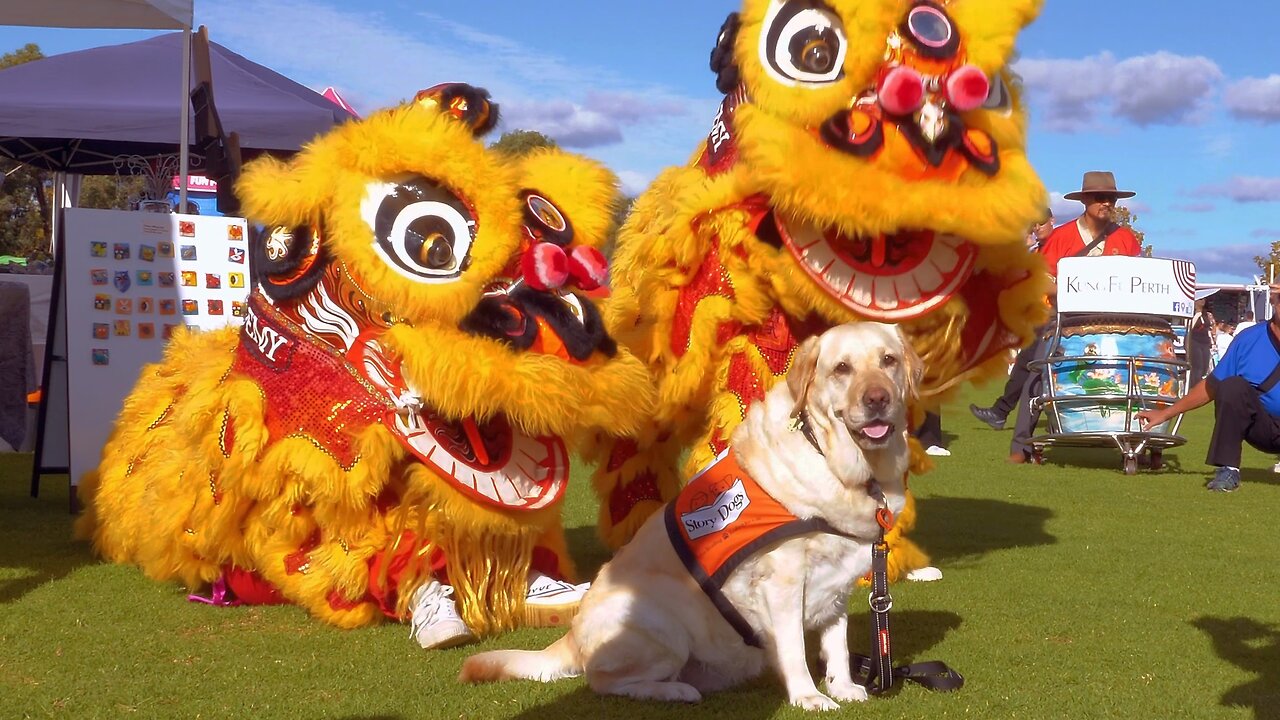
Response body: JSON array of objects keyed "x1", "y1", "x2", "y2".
[{"x1": 461, "y1": 323, "x2": 918, "y2": 710}]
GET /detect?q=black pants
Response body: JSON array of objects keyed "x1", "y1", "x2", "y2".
[
  {"x1": 1010, "y1": 337, "x2": 1049, "y2": 456},
  {"x1": 1188, "y1": 336, "x2": 1212, "y2": 385},
  {"x1": 1207, "y1": 376, "x2": 1280, "y2": 468},
  {"x1": 915, "y1": 412, "x2": 943, "y2": 448},
  {"x1": 992, "y1": 340, "x2": 1040, "y2": 418}
]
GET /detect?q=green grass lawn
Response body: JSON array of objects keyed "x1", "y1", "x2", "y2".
[{"x1": 2, "y1": 385, "x2": 1278, "y2": 719}]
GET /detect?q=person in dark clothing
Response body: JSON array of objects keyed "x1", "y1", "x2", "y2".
[
  {"x1": 1187, "y1": 299, "x2": 1216, "y2": 384},
  {"x1": 914, "y1": 411, "x2": 949, "y2": 456},
  {"x1": 969, "y1": 208, "x2": 1054, "y2": 432},
  {"x1": 1137, "y1": 287, "x2": 1280, "y2": 492}
]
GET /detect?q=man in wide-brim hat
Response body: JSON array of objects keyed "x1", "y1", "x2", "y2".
[
  {"x1": 1038, "y1": 170, "x2": 1141, "y2": 277},
  {"x1": 1004, "y1": 171, "x2": 1143, "y2": 463}
]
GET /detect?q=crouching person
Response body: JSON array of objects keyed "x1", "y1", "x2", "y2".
[{"x1": 1137, "y1": 287, "x2": 1280, "y2": 492}]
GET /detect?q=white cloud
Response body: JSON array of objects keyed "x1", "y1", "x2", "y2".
[
  {"x1": 1109, "y1": 52, "x2": 1221, "y2": 126},
  {"x1": 1172, "y1": 243, "x2": 1266, "y2": 281},
  {"x1": 616, "y1": 170, "x2": 654, "y2": 198},
  {"x1": 1195, "y1": 176, "x2": 1280, "y2": 203},
  {"x1": 196, "y1": 0, "x2": 709, "y2": 181},
  {"x1": 1171, "y1": 202, "x2": 1216, "y2": 213},
  {"x1": 1224, "y1": 75, "x2": 1280, "y2": 122},
  {"x1": 1015, "y1": 51, "x2": 1222, "y2": 132}
]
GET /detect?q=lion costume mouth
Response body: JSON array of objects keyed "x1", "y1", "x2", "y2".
[
  {"x1": 776, "y1": 214, "x2": 977, "y2": 321},
  {"x1": 357, "y1": 336, "x2": 568, "y2": 510}
]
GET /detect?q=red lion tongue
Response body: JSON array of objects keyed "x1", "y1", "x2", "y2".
[{"x1": 861, "y1": 421, "x2": 892, "y2": 440}]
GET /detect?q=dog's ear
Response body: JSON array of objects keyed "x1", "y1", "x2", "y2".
[
  {"x1": 896, "y1": 325, "x2": 925, "y2": 401},
  {"x1": 787, "y1": 335, "x2": 822, "y2": 418}
]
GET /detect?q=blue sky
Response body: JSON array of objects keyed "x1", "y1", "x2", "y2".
[{"x1": 2, "y1": 1, "x2": 1278, "y2": 282}]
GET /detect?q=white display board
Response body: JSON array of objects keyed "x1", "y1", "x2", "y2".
[
  {"x1": 1057, "y1": 256, "x2": 1197, "y2": 318},
  {"x1": 61, "y1": 208, "x2": 250, "y2": 486}
]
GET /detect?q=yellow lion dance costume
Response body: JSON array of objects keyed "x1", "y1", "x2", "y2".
[
  {"x1": 594, "y1": 0, "x2": 1050, "y2": 580},
  {"x1": 76, "y1": 84, "x2": 653, "y2": 642}
]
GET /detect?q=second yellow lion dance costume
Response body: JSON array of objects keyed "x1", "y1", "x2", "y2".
[{"x1": 593, "y1": 0, "x2": 1050, "y2": 579}]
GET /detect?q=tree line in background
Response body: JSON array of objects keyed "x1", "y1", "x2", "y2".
[{"x1": 0, "y1": 44, "x2": 145, "y2": 263}]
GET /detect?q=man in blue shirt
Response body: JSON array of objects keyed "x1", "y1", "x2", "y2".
[{"x1": 1137, "y1": 287, "x2": 1280, "y2": 492}]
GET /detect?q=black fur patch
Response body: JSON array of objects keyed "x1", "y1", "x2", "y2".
[
  {"x1": 710, "y1": 13, "x2": 741, "y2": 95},
  {"x1": 249, "y1": 223, "x2": 330, "y2": 303}
]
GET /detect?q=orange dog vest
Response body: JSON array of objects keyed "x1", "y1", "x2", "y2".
[{"x1": 663, "y1": 448, "x2": 856, "y2": 647}]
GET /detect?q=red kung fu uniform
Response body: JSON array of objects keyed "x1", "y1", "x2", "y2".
[{"x1": 1038, "y1": 220, "x2": 1141, "y2": 277}]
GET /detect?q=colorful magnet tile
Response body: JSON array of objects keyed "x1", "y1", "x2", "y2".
[
  {"x1": 138, "y1": 297, "x2": 154, "y2": 314},
  {"x1": 113, "y1": 320, "x2": 131, "y2": 337},
  {"x1": 158, "y1": 272, "x2": 175, "y2": 288},
  {"x1": 93, "y1": 294, "x2": 111, "y2": 311},
  {"x1": 113, "y1": 271, "x2": 131, "y2": 293},
  {"x1": 91, "y1": 348, "x2": 109, "y2": 366},
  {"x1": 228, "y1": 272, "x2": 245, "y2": 289},
  {"x1": 180, "y1": 245, "x2": 197, "y2": 261},
  {"x1": 231, "y1": 301, "x2": 246, "y2": 318},
  {"x1": 228, "y1": 247, "x2": 246, "y2": 264},
  {"x1": 228, "y1": 225, "x2": 244, "y2": 242},
  {"x1": 180, "y1": 271, "x2": 197, "y2": 287},
  {"x1": 181, "y1": 299, "x2": 198, "y2": 316},
  {"x1": 139, "y1": 244, "x2": 156, "y2": 262},
  {"x1": 113, "y1": 243, "x2": 130, "y2": 260},
  {"x1": 179, "y1": 221, "x2": 195, "y2": 237},
  {"x1": 137, "y1": 270, "x2": 153, "y2": 286},
  {"x1": 162, "y1": 323, "x2": 178, "y2": 340},
  {"x1": 205, "y1": 273, "x2": 221, "y2": 289},
  {"x1": 90, "y1": 269, "x2": 108, "y2": 286},
  {"x1": 158, "y1": 299, "x2": 176, "y2": 315},
  {"x1": 138, "y1": 322, "x2": 155, "y2": 340},
  {"x1": 92, "y1": 323, "x2": 109, "y2": 340},
  {"x1": 90, "y1": 241, "x2": 107, "y2": 257},
  {"x1": 158, "y1": 241, "x2": 173, "y2": 258},
  {"x1": 207, "y1": 299, "x2": 224, "y2": 316},
  {"x1": 115, "y1": 298, "x2": 132, "y2": 315}
]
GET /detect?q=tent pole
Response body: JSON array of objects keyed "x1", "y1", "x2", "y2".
[{"x1": 178, "y1": 26, "x2": 192, "y2": 211}]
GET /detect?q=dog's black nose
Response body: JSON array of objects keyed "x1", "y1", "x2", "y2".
[{"x1": 863, "y1": 386, "x2": 890, "y2": 413}]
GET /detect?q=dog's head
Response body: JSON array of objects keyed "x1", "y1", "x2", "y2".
[{"x1": 787, "y1": 322, "x2": 922, "y2": 454}]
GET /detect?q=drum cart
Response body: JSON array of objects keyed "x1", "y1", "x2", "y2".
[{"x1": 1025, "y1": 256, "x2": 1197, "y2": 475}]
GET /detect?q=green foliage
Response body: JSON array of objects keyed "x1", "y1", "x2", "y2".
[
  {"x1": 0, "y1": 42, "x2": 41, "y2": 70},
  {"x1": 1253, "y1": 241, "x2": 1280, "y2": 282},
  {"x1": 1112, "y1": 205, "x2": 1150, "y2": 255},
  {"x1": 489, "y1": 129, "x2": 558, "y2": 157},
  {"x1": 2, "y1": 384, "x2": 1279, "y2": 718}
]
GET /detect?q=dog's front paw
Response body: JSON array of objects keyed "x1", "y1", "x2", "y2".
[
  {"x1": 790, "y1": 691, "x2": 840, "y2": 712},
  {"x1": 825, "y1": 678, "x2": 868, "y2": 703}
]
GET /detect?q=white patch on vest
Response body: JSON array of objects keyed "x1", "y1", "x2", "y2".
[{"x1": 681, "y1": 478, "x2": 752, "y2": 540}]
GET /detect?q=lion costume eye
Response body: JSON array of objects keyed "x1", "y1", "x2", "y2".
[
  {"x1": 759, "y1": 0, "x2": 848, "y2": 87},
  {"x1": 361, "y1": 175, "x2": 476, "y2": 283}
]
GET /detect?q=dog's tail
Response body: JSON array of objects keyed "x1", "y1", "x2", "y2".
[{"x1": 458, "y1": 633, "x2": 582, "y2": 684}]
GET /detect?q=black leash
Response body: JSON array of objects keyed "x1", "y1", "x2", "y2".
[
  {"x1": 851, "y1": 494, "x2": 965, "y2": 695},
  {"x1": 789, "y1": 409, "x2": 964, "y2": 695}
]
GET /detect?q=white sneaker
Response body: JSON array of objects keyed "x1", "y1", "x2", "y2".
[
  {"x1": 524, "y1": 571, "x2": 588, "y2": 627},
  {"x1": 906, "y1": 566, "x2": 944, "y2": 582},
  {"x1": 408, "y1": 580, "x2": 474, "y2": 650},
  {"x1": 1273, "y1": 460, "x2": 1280, "y2": 474},
  {"x1": 925, "y1": 445, "x2": 951, "y2": 457}
]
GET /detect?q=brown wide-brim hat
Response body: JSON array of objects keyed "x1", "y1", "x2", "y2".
[{"x1": 1063, "y1": 171, "x2": 1136, "y2": 201}]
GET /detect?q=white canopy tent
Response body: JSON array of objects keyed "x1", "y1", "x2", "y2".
[{"x1": 0, "y1": 1, "x2": 196, "y2": 211}]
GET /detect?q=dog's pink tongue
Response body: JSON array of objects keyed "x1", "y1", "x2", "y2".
[{"x1": 862, "y1": 422, "x2": 891, "y2": 439}]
